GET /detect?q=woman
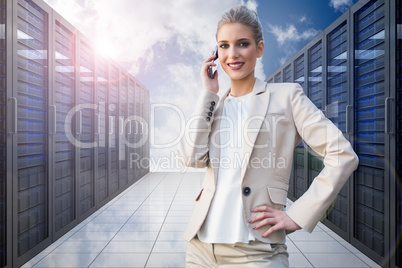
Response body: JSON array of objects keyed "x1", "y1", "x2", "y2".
[{"x1": 178, "y1": 5, "x2": 358, "y2": 267}]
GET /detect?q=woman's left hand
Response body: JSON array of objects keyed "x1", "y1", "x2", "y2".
[{"x1": 249, "y1": 205, "x2": 301, "y2": 237}]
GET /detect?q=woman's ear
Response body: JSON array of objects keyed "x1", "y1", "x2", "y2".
[{"x1": 257, "y1": 40, "x2": 264, "y2": 58}]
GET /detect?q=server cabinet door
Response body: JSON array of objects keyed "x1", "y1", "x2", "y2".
[
  {"x1": 52, "y1": 19, "x2": 77, "y2": 237},
  {"x1": 108, "y1": 65, "x2": 119, "y2": 196},
  {"x1": 128, "y1": 78, "x2": 135, "y2": 183},
  {"x1": 353, "y1": 0, "x2": 389, "y2": 261},
  {"x1": 96, "y1": 58, "x2": 108, "y2": 205},
  {"x1": 307, "y1": 40, "x2": 325, "y2": 190},
  {"x1": 1, "y1": 0, "x2": 8, "y2": 266},
  {"x1": 77, "y1": 39, "x2": 95, "y2": 218},
  {"x1": 13, "y1": 0, "x2": 50, "y2": 263},
  {"x1": 292, "y1": 54, "x2": 307, "y2": 200},
  {"x1": 119, "y1": 75, "x2": 128, "y2": 188},
  {"x1": 325, "y1": 20, "x2": 350, "y2": 234},
  {"x1": 395, "y1": 0, "x2": 402, "y2": 267}
]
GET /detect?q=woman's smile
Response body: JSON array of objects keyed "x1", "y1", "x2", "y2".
[{"x1": 228, "y1": 62, "x2": 244, "y2": 70}]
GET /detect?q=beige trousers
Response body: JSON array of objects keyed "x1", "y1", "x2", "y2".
[{"x1": 185, "y1": 236, "x2": 289, "y2": 267}]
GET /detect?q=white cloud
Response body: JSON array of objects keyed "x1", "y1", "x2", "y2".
[
  {"x1": 267, "y1": 23, "x2": 320, "y2": 67},
  {"x1": 299, "y1": 15, "x2": 307, "y2": 23},
  {"x1": 329, "y1": 0, "x2": 354, "y2": 12},
  {"x1": 267, "y1": 24, "x2": 320, "y2": 46}
]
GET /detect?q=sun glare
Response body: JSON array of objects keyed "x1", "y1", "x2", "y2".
[{"x1": 95, "y1": 38, "x2": 117, "y2": 59}]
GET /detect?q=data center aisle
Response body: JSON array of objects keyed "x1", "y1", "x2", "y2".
[{"x1": 21, "y1": 172, "x2": 380, "y2": 268}]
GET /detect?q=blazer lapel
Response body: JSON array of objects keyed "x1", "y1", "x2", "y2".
[{"x1": 240, "y1": 78, "x2": 270, "y2": 181}]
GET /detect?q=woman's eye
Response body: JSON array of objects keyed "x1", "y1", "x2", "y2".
[
  {"x1": 219, "y1": 44, "x2": 228, "y2": 49},
  {"x1": 239, "y1": 42, "x2": 250, "y2": 47}
]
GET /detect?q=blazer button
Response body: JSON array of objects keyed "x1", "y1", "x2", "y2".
[
  {"x1": 211, "y1": 101, "x2": 216, "y2": 106},
  {"x1": 243, "y1": 187, "x2": 251, "y2": 196},
  {"x1": 208, "y1": 112, "x2": 213, "y2": 117},
  {"x1": 206, "y1": 117, "x2": 211, "y2": 122},
  {"x1": 209, "y1": 106, "x2": 214, "y2": 111}
]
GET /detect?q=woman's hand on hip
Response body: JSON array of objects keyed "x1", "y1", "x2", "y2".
[
  {"x1": 249, "y1": 205, "x2": 301, "y2": 237},
  {"x1": 200, "y1": 53, "x2": 219, "y2": 94}
]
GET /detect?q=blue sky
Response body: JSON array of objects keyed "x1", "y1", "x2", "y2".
[{"x1": 44, "y1": 0, "x2": 359, "y2": 171}]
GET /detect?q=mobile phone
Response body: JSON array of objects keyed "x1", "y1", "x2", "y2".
[{"x1": 207, "y1": 46, "x2": 219, "y2": 79}]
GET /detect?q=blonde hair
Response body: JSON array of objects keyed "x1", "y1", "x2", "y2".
[{"x1": 216, "y1": 6, "x2": 264, "y2": 44}]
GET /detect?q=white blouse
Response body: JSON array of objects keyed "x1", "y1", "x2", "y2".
[{"x1": 198, "y1": 91, "x2": 255, "y2": 244}]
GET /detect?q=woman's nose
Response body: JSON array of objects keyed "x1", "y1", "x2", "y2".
[{"x1": 228, "y1": 47, "x2": 239, "y2": 59}]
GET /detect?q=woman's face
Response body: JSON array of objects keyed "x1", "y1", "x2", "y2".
[{"x1": 217, "y1": 23, "x2": 264, "y2": 82}]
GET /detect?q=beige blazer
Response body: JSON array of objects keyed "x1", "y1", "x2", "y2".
[{"x1": 177, "y1": 78, "x2": 358, "y2": 244}]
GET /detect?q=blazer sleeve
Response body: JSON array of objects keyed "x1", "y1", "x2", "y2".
[
  {"x1": 177, "y1": 89, "x2": 220, "y2": 168},
  {"x1": 285, "y1": 83, "x2": 359, "y2": 232}
]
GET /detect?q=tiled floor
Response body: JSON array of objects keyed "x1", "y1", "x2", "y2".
[{"x1": 22, "y1": 172, "x2": 380, "y2": 268}]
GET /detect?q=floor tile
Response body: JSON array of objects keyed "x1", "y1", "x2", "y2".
[
  {"x1": 292, "y1": 241, "x2": 350, "y2": 253},
  {"x1": 160, "y1": 223, "x2": 187, "y2": 232},
  {"x1": 89, "y1": 253, "x2": 148, "y2": 267},
  {"x1": 32, "y1": 253, "x2": 98, "y2": 268},
  {"x1": 89, "y1": 216, "x2": 130, "y2": 224},
  {"x1": 163, "y1": 216, "x2": 190, "y2": 224},
  {"x1": 103, "y1": 241, "x2": 154, "y2": 253},
  {"x1": 127, "y1": 216, "x2": 165, "y2": 224},
  {"x1": 120, "y1": 223, "x2": 163, "y2": 232},
  {"x1": 113, "y1": 231, "x2": 159, "y2": 241},
  {"x1": 79, "y1": 223, "x2": 125, "y2": 232},
  {"x1": 288, "y1": 230, "x2": 334, "y2": 241},
  {"x1": 303, "y1": 253, "x2": 369, "y2": 267},
  {"x1": 145, "y1": 253, "x2": 186, "y2": 268},
  {"x1": 289, "y1": 252, "x2": 313, "y2": 268},
  {"x1": 52, "y1": 241, "x2": 109, "y2": 253},
  {"x1": 157, "y1": 231, "x2": 186, "y2": 241},
  {"x1": 69, "y1": 231, "x2": 118, "y2": 241},
  {"x1": 152, "y1": 241, "x2": 187, "y2": 253}
]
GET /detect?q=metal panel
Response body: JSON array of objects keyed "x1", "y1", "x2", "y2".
[
  {"x1": 15, "y1": 0, "x2": 49, "y2": 257},
  {"x1": 53, "y1": 19, "x2": 76, "y2": 234},
  {"x1": 283, "y1": 64, "x2": 292, "y2": 82},
  {"x1": 395, "y1": 0, "x2": 402, "y2": 266},
  {"x1": 109, "y1": 65, "x2": 119, "y2": 195},
  {"x1": 119, "y1": 74, "x2": 128, "y2": 188},
  {"x1": 353, "y1": 0, "x2": 387, "y2": 257},
  {"x1": 96, "y1": 57, "x2": 108, "y2": 204},
  {"x1": 0, "y1": 0, "x2": 6, "y2": 266},
  {"x1": 128, "y1": 78, "x2": 135, "y2": 183},
  {"x1": 326, "y1": 20, "x2": 350, "y2": 233},
  {"x1": 78, "y1": 39, "x2": 94, "y2": 217},
  {"x1": 274, "y1": 71, "x2": 281, "y2": 83}
]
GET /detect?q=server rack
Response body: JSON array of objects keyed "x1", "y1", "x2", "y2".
[
  {"x1": 307, "y1": 37, "x2": 325, "y2": 194},
  {"x1": 265, "y1": 0, "x2": 399, "y2": 266},
  {"x1": 352, "y1": 0, "x2": 389, "y2": 261},
  {"x1": 119, "y1": 74, "x2": 128, "y2": 188},
  {"x1": 293, "y1": 51, "x2": 307, "y2": 200},
  {"x1": 134, "y1": 82, "x2": 141, "y2": 181},
  {"x1": 108, "y1": 64, "x2": 120, "y2": 197},
  {"x1": 274, "y1": 71, "x2": 282, "y2": 83},
  {"x1": 52, "y1": 15, "x2": 77, "y2": 238},
  {"x1": 1, "y1": 0, "x2": 8, "y2": 266},
  {"x1": 324, "y1": 15, "x2": 351, "y2": 237},
  {"x1": 13, "y1": 1, "x2": 51, "y2": 265},
  {"x1": 395, "y1": 1, "x2": 402, "y2": 266},
  {"x1": 283, "y1": 64, "x2": 292, "y2": 82},
  {"x1": 95, "y1": 56, "x2": 108, "y2": 206},
  {"x1": 128, "y1": 78, "x2": 135, "y2": 182},
  {"x1": 2, "y1": 0, "x2": 150, "y2": 266}
]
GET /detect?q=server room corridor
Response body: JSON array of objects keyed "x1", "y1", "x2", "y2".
[{"x1": 20, "y1": 171, "x2": 380, "y2": 268}]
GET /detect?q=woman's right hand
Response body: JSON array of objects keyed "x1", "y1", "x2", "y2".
[{"x1": 200, "y1": 54, "x2": 219, "y2": 94}]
